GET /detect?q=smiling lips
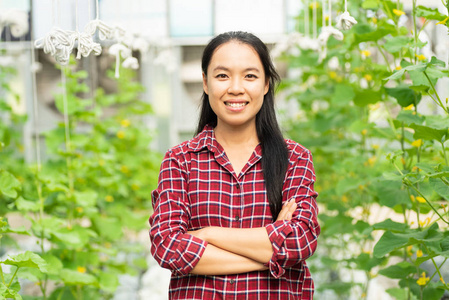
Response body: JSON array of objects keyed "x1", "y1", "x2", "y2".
[{"x1": 225, "y1": 101, "x2": 248, "y2": 108}]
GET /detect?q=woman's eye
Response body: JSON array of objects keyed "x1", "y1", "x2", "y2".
[
  {"x1": 216, "y1": 74, "x2": 227, "y2": 78},
  {"x1": 246, "y1": 74, "x2": 257, "y2": 79}
]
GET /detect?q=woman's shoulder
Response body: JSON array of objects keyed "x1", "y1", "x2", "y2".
[
  {"x1": 284, "y1": 139, "x2": 312, "y2": 161},
  {"x1": 164, "y1": 130, "x2": 210, "y2": 158}
]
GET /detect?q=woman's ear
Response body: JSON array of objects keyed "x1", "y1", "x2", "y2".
[
  {"x1": 202, "y1": 72, "x2": 208, "y2": 95},
  {"x1": 264, "y1": 79, "x2": 269, "y2": 95}
]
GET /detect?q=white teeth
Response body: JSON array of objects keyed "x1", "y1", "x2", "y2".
[{"x1": 226, "y1": 102, "x2": 247, "y2": 108}]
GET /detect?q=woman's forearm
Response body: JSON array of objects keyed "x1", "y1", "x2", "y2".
[
  {"x1": 198, "y1": 227, "x2": 274, "y2": 264},
  {"x1": 190, "y1": 199, "x2": 297, "y2": 264},
  {"x1": 190, "y1": 243, "x2": 267, "y2": 275}
]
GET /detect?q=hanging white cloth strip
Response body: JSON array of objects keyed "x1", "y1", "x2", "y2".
[
  {"x1": 336, "y1": 0, "x2": 358, "y2": 30},
  {"x1": 0, "y1": 9, "x2": 29, "y2": 38}
]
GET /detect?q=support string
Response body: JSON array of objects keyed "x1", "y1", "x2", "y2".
[
  {"x1": 328, "y1": 0, "x2": 332, "y2": 26},
  {"x1": 313, "y1": 2, "x2": 317, "y2": 39},
  {"x1": 304, "y1": 0, "x2": 309, "y2": 36}
]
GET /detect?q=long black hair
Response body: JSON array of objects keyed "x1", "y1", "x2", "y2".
[{"x1": 196, "y1": 31, "x2": 289, "y2": 221}]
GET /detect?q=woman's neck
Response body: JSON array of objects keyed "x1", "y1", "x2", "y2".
[{"x1": 213, "y1": 122, "x2": 259, "y2": 149}]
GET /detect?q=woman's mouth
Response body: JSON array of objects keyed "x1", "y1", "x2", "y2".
[{"x1": 225, "y1": 102, "x2": 248, "y2": 108}]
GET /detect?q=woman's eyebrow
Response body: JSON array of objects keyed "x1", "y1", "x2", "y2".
[{"x1": 212, "y1": 65, "x2": 261, "y2": 73}]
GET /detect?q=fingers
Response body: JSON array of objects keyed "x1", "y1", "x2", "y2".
[{"x1": 276, "y1": 198, "x2": 297, "y2": 221}]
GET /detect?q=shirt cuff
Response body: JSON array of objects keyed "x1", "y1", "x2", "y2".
[
  {"x1": 265, "y1": 220, "x2": 293, "y2": 278},
  {"x1": 168, "y1": 233, "x2": 208, "y2": 276}
]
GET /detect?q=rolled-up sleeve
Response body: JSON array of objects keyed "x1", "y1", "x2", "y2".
[
  {"x1": 149, "y1": 150, "x2": 207, "y2": 276},
  {"x1": 265, "y1": 148, "x2": 320, "y2": 278}
]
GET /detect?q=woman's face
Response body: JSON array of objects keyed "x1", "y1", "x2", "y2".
[{"x1": 203, "y1": 41, "x2": 269, "y2": 130}]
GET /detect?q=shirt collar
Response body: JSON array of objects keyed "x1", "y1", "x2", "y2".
[{"x1": 186, "y1": 124, "x2": 220, "y2": 153}]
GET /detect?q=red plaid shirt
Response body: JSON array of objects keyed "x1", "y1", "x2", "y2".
[{"x1": 149, "y1": 126, "x2": 320, "y2": 299}]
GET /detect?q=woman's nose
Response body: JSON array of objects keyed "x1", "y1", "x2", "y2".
[{"x1": 227, "y1": 78, "x2": 244, "y2": 95}]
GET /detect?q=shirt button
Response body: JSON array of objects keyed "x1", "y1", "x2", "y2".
[
  {"x1": 235, "y1": 216, "x2": 240, "y2": 221},
  {"x1": 229, "y1": 279, "x2": 235, "y2": 285},
  {"x1": 235, "y1": 183, "x2": 240, "y2": 189}
]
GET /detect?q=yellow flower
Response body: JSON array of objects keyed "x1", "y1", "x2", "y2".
[
  {"x1": 393, "y1": 9, "x2": 405, "y2": 16},
  {"x1": 416, "y1": 249, "x2": 423, "y2": 257},
  {"x1": 325, "y1": 15, "x2": 329, "y2": 21},
  {"x1": 361, "y1": 50, "x2": 371, "y2": 57},
  {"x1": 361, "y1": 292, "x2": 367, "y2": 298},
  {"x1": 116, "y1": 130, "x2": 125, "y2": 139},
  {"x1": 361, "y1": 129, "x2": 367, "y2": 135},
  {"x1": 131, "y1": 184, "x2": 140, "y2": 191},
  {"x1": 440, "y1": 277, "x2": 446, "y2": 284},
  {"x1": 105, "y1": 242, "x2": 112, "y2": 248},
  {"x1": 412, "y1": 166, "x2": 419, "y2": 172},
  {"x1": 99, "y1": 159, "x2": 105, "y2": 166},
  {"x1": 309, "y1": 2, "x2": 320, "y2": 9},
  {"x1": 105, "y1": 195, "x2": 114, "y2": 202},
  {"x1": 436, "y1": 16, "x2": 449, "y2": 25},
  {"x1": 367, "y1": 156, "x2": 377, "y2": 166},
  {"x1": 372, "y1": 17, "x2": 377, "y2": 24},
  {"x1": 329, "y1": 71, "x2": 337, "y2": 79},
  {"x1": 121, "y1": 119, "x2": 131, "y2": 127},
  {"x1": 364, "y1": 74, "x2": 373, "y2": 81},
  {"x1": 372, "y1": 144, "x2": 379, "y2": 150},
  {"x1": 401, "y1": 157, "x2": 406, "y2": 165},
  {"x1": 416, "y1": 196, "x2": 426, "y2": 203},
  {"x1": 76, "y1": 207, "x2": 83, "y2": 213},
  {"x1": 358, "y1": 184, "x2": 365, "y2": 191},
  {"x1": 407, "y1": 245, "x2": 413, "y2": 256},
  {"x1": 403, "y1": 104, "x2": 414, "y2": 110},
  {"x1": 77, "y1": 266, "x2": 86, "y2": 273},
  {"x1": 342, "y1": 195, "x2": 349, "y2": 203},
  {"x1": 417, "y1": 272, "x2": 430, "y2": 286},
  {"x1": 120, "y1": 165, "x2": 130, "y2": 174},
  {"x1": 411, "y1": 139, "x2": 423, "y2": 147},
  {"x1": 415, "y1": 54, "x2": 426, "y2": 61},
  {"x1": 410, "y1": 195, "x2": 415, "y2": 202},
  {"x1": 395, "y1": 65, "x2": 402, "y2": 70}
]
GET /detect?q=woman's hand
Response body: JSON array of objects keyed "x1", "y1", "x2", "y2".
[{"x1": 276, "y1": 198, "x2": 297, "y2": 222}]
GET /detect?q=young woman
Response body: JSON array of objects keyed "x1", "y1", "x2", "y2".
[{"x1": 149, "y1": 31, "x2": 320, "y2": 299}]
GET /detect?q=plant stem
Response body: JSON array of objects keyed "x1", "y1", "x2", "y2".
[
  {"x1": 376, "y1": 42, "x2": 392, "y2": 73},
  {"x1": 406, "y1": 183, "x2": 449, "y2": 224},
  {"x1": 7, "y1": 266, "x2": 19, "y2": 288},
  {"x1": 423, "y1": 71, "x2": 448, "y2": 113},
  {"x1": 441, "y1": 142, "x2": 448, "y2": 166},
  {"x1": 0, "y1": 265, "x2": 5, "y2": 284},
  {"x1": 412, "y1": 0, "x2": 418, "y2": 64}
]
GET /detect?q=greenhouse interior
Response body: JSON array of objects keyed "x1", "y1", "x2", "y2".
[{"x1": 1, "y1": 0, "x2": 449, "y2": 299}]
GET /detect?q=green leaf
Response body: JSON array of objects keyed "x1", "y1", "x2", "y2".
[
  {"x1": 41, "y1": 254, "x2": 63, "y2": 275},
  {"x1": 384, "y1": 63, "x2": 427, "y2": 81},
  {"x1": 362, "y1": 0, "x2": 379, "y2": 9},
  {"x1": 373, "y1": 219, "x2": 408, "y2": 232},
  {"x1": 331, "y1": 84, "x2": 355, "y2": 105},
  {"x1": 383, "y1": 36, "x2": 413, "y2": 53},
  {"x1": 92, "y1": 216, "x2": 123, "y2": 241},
  {"x1": 428, "y1": 56, "x2": 446, "y2": 68},
  {"x1": 373, "y1": 231, "x2": 409, "y2": 258},
  {"x1": 373, "y1": 180, "x2": 410, "y2": 208},
  {"x1": 0, "y1": 282, "x2": 23, "y2": 300},
  {"x1": 0, "y1": 170, "x2": 21, "y2": 198},
  {"x1": 410, "y1": 124, "x2": 447, "y2": 142},
  {"x1": 386, "y1": 287, "x2": 417, "y2": 300},
  {"x1": 354, "y1": 90, "x2": 382, "y2": 107},
  {"x1": 429, "y1": 177, "x2": 449, "y2": 200},
  {"x1": 15, "y1": 197, "x2": 40, "y2": 212},
  {"x1": 99, "y1": 272, "x2": 119, "y2": 293},
  {"x1": 378, "y1": 261, "x2": 416, "y2": 279},
  {"x1": 2, "y1": 251, "x2": 48, "y2": 272},
  {"x1": 416, "y1": 6, "x2": 447, "y2": 21},
  {"x1": 396, "y1": 110, "x2": 425, "y2": 126},
  {"x1": 354, "y1": 23, "x2": 396, "y2": 43},
  {"x1": 60, "y1": 269, "x2": 98, "y2": 286},
  {"x1": 386, "y1": 86, "x2": 422, "y2": 107},
  {"x1": 73, "y1": 190, "x2": 98, "y2": 207}
]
